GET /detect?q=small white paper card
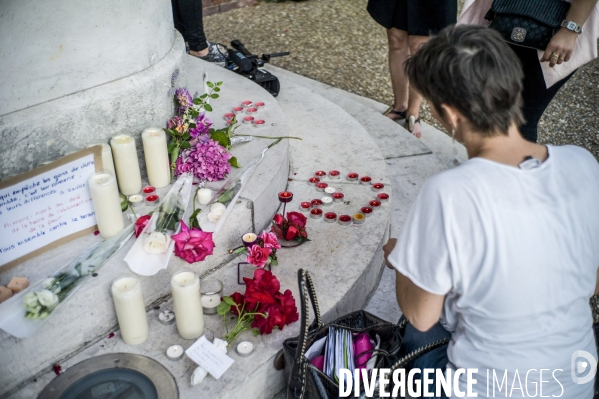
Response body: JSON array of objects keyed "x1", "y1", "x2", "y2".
[{"x1": 185, "y1": 336, "x2": 234, "y2": 379}]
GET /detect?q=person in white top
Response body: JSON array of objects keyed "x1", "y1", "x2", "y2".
[{"x1": 384, "y1": 25, "x2": 599, "y2": 398}]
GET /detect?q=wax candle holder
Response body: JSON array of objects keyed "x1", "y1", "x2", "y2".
[
  {"x1": 338, "y1": 215, "x2": 352, "y2": 226},
  {"x1": 324, "y1": 187, "x2": 336, "y2": 196},
  {"x1": 246, "y1": 107, "x2": 258, "y2": 116},
  {"x1": 238, "y1": 262, "x2": 271, "y2": 285},
  {"x1": 360, "y1": 176, "x2": 372, "y2": 185},
  {"x1": 242, "y1": 232, "x2": 258, "y2": 247},
  {"x1": 224, "y1": 113, "x2": 235, "y2": 121},
  {"x1": 278, "y1": 191, "x2": 293, "y2": 217},
  {"x1": 324, "y1": 212, "x2": 337, "y2": 223},
  {"x1": 243, "y1": 116, "x2": 255, "y2": 125},
  {"x1": 372, "y1": 183, "x2": 385, "y2": 192},
  {"x1": 308, "y1": 177, "x2": 320, "y2": 186},
  {"x1": 369, "y1": 200, "x2": 382, "y2": 210},
  {"x1": 347, "y1": 172, "x2": 359, "y2": 181},
  {"x1": 310, "y1": 208, "x2": 323, "y2": 219},
  {"x1": 142, "y1": 186, "x2": 156, "y2": 195},
  {"x1": 361, "y1": 206, "x2": 373, "y2": 217},
  {"x1": 332, "y1": 192, "x2": 345, "y2": 203},
  {"x1": 166, "y1": 344, "x2": 184, "y2": 361},
  {"x1": 128, "y1": 194, "x2": 143, "y2": 207},
  {"x1": 321, "y1": 196, "x2": 333, "y2": 207},
  {"x1": 353, "y1": 213, "x2": 366, "y2": 225},
  {"x1": 254, "y1": 101, "x2": 265, "y2": 110},
  {"x1": 158, "y1": 310, "x2": 175, "y2": 325},
  {"x1": 201, "y1": 277, "x2": 224, "y2": 315},
  {"x1": 233, "y1": 106, "x2": 244, "y2": 115},
  {"x1": 300, "y1": 202, "x2": 312, "y2": 212},
  {"x1": 315, "y1": 171, "x2": 326, "y2": 177},
  {"x1": 316, "y1": 182, "x2": 328, "y2": 192},
  {"x1": 377, "y1": 193, "x2": 390, "y2": 202},
  {"x1": 145, "y1": 194, "x2": 159, "y2": 206},
  {"x1": 311, "y1": 199, "x2": 323, "y2": 208},
  {"x1": 254, "y1": 119, "x2": 266, "y2": 128},
  {"x1": 241, "y1": 100, "x2": 253, "y2": 108},
  {"x1": 237, "y1": 341, "x2": 254, "y2": 357},
  {"x1": 328, "y1": 170, "x2": 340, "y2": 179}
]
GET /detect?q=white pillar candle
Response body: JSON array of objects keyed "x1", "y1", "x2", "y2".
[
  {"x1": 171, "y1": 270, "x2": 204, "y2": 340},
  {"x1": 88, "y1": 171, "x2": 124, "y2": 238},
  {"x1": 141, "y1": 127, "x2": 171, "y2": 189},
  {"x1": 110, "y1": 134, "x2": 142, "y2": 195},
  {"x1": 87, "y1": 143, "x2": 116, "y2": 176},
  {"x1": 196, "y1": 188, "x2": 213, "y2": 206},
  {"x1": 111, "y1": 276, "x2": 149, "y2": 346}
]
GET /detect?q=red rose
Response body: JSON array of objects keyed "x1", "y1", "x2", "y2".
[
  {"x1": 246, "y1": 244, "x2": 272, "y2": 268},
  {"x1": 275, "y1": 289, "x2": 299, "y2": 325},
  {"x1": 244, "y1": 288, "x2": 276, "y2": 311},
  {"x1": 229, "y1": 292, "x2": 245, "y2": 316},
  {"x1": 250, "y1": 268, "x2": 281, "y2": 294},
  {"x1": 285, "y1": 225, "x2": 298, "y2": 241},
  {"x1": 134, "y1": 214, "x2": 151, "y2": 238},
  {"x1": 252, "y1": 303, "x2": 286, "y2": 334},
  {"x1": 287, "y1": 212, "x2": 307, "y2": 229},
  {"x1": 271, "y1": 224, "x2": 284, "y2": 239},
  {"x1": 273, "y1": 214, "x2": 285, "y2": 226}
]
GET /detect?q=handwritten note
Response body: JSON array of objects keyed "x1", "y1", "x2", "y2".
[
  {"x1": 0, "y1": 154, "x2": 98, "y2": 267},
  {"x1": 186, "y1": 336, "x2": 235, "y2": 379}
]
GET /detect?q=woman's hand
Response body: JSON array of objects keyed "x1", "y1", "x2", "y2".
[
  {"x1": 383, "y1": 238, "x2": 397, "y2": 269},
  {"x1": 541, "y1": 28, "x2": 579, "y2": 67}
]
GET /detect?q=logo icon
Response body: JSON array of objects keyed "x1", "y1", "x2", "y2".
[{"x1": 571, "y1": 350, "x2": 597, "y2": 384}]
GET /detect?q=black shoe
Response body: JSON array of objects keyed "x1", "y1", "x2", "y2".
[{"x1": 199, "y1": 42, "x2": 227, "y2": 67}]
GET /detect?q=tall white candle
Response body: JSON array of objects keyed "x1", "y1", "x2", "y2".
[
  {"x1": 141, "y1": 127, "x2": 170, "y2": 189},
  {"x1": 197, "y1": 188, "x2": 213, "y2": 205},
  {"x1": 87, "y1": 143, "x2": 116, "y2": 176},
  {"x1": 88, "y1": 171, "x2": 124, "y2": 238},
  {"x1": 171, "y1": 270, "x2": 204, "y2": 339},
  {"x1": 110, "y1": 134, "x2": 142, "y2": 195},
  {"x1": 111, "y1": 276, "x2": 149, "y2": 346}
]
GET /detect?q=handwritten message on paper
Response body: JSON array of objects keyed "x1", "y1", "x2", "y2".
[
  {"x1": 0, "y1": 154, "x2": 97, "y2": 266},
  {"x1": 186, "y1": 336, "x2": 235, "y2": 379}
]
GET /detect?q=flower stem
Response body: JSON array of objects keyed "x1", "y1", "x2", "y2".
[
  {"x1": 233, "y1": 134, "x2": 302, "y2": 141},
  {"x1": 169, "y1": 144, "x2": 180, "y2": 182}
]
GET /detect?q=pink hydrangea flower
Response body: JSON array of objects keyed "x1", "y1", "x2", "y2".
[{"x1": 175, "y1": 139, "x2": 232, "y2": 181}]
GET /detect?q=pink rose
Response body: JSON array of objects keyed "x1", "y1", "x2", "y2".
[
  {"x1": 287, "y1": 212, "x2": 307, "y2": 229},
  {"x1": 260, "y1": 231, "x2": 281, "y2": 250},
  {"x1": 134, "y1": 215, "x2": 151, "y2": 238},
  {"x1": 172, "y1": 221, "x2": 215, "y2": 263},
  {"x1": 246, "y1": 244, "x2": 272, "y2": 268}
]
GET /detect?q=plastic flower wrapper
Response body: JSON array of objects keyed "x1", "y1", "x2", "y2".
[
  {"x1": 0, "y1": 224, "x2": 135, "y2": 338},
  {"x1": 124, "y1": 173, "x2": 194, "y2": 276}
]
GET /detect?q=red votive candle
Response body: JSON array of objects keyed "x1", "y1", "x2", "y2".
[
  {"x1": 224, "y1": 113, "x2": 235, "y2": 121},
  {"x1": 328, "y1": 170, "x2": 340, "y2": 179},
  {"x1": 308, "y1": 177, "x2": 320, "y2": 186},
  {"x1": 332, "y1": 192, "x2": 344, "y2": 202},
  {"x1": 278, "y1": 191, "x2": 293, "y2": 203},
  {"x1": 142, "y1": 186, "x2": 155, "y2": 194},
  {"x1": 145, "y1": 194, "x2": 159, "y2": 206},
  {"x1": 372, "y1": 183, "x2": 385, "y2": 192},
  {"x1": 246, "y1": 107, "x2": 258, "y2": 116},
  {"x1": 311, "y1": 199, "x2": 323, "y2": 208},
  {"x1": 300, "y1": 202, "x2": 312, "y2": 212},
  {"x1": 233, "y1": 106, "x2": 244, "y2": 114},
  {"x1": 324, "y1": 212, "x2": 337, "y2": 223},
  {"x1": 361, "y1": 206, "x2": 373, "y2": 216},
  {"x1": 310, "y1": 208, "x2": 323, "y2": 219},
  {"x1": 241, "y1": 100, "x2": 253, "y2": 108},
  {"x1": 360, "y1": 176, "x2": 372, "y2": 185},
  {"x1": 316, "y1": 182, "x2": 328, "y2": 192},
  {"x1": 377, "y1": 193, "x2": 390, "y2": 202},
  {"x1": 347, "y1": 172, "x2": 359, "y2": 181},
  {"x1": 254, "y1": 119, "x2": 265, "y2": 128},
  {"x1": 315, "y1": 171, "x2": 326, "y2": 177},
  {"x1": 369, "y1": 200, "x2": 381, "y2": 210},
  {"x1": 338, "y1": 215, "x2": 352, "y2": 226},
  {"x1": 254, "y1": 101, "x2": 265, "y2": 110},
  {"x1": 243, "y1": 116, "x2": 255, "y2": 125}
]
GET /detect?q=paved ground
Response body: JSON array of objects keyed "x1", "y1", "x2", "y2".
[{"x1": 205, "y1": 0, "x2": 598, "y2": 159}]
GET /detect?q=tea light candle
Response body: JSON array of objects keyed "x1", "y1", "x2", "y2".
[
  {"x1": 166, "y1": 344, "x2": 184, "y2": 361},
  {"x1": 237, "y1": 341, "x2": 254, "y2": 357},
  {"x1": 254, "y1": 119, "x2": 266, "y2": 128},
  {"x1": 254, "y1": 101, "x2": 265, "y2": 110},
  {"x1": 360, "y1": 176, "x2": 372, "y2": 185},
  {"x1": 111, "y1": 275, "x2": 149, "y2": 345},
  {"x1": 246, "y1": 107, "x2": 258, "y2": 116},
  {"x1": 324, "y1": 187, "x2": 336, "y2": 196},
  {"x1": 311, "y1": 199, "x2": 323, "y2": 208},
  {"x1": 353, "y1": 213, "x2": 366, "y2": 224},
  {"x1": 158, "y1": 310, "x2": 175, "y2": 325},
  {"x1": 369, "y1": 200, "x2": 382, "y2": 210},
  {"x1": 145, "y1": 194, "x2": 159, "y2": 206},
  {"x1": 324, "y1": 212, "x2": 337, "y2": 223},
  {"x1": 171, "y1": 270, "x2": 204, "y2": 339},
  {"x1": 321, "y1": 196, "x2": 333, "y2": 206},
  {"x1": 300, "y1": 202, "x2": 312, "y2": 212},
  {"x1": 308, "y1": 177, "x2": 320, "y2": 186},
  {"x1": 142, "y1": 186, "x2": 156, "y2": 195},
  {"x1": 142, "y1": 127, "x2": 170, "y2": 189},
  {"x1": 361, "y1": 206, "x2": 373, "y2": 217},
  {"x1": 242, "y1": 232, "x2": 258, "y2": 247},
  {"x1": 328, "y1": 170, "x2": 340, "y2": 179},
  {"x1": 89, "y1": 171, "x2": 125, "y2": 238},
  {"x1": 316, "y1": 182, "x2": 328, "y2": 192},
  {"x1": 224, "y1": 113, "x2": 235, "y2": 121},
  {"x1": 110, "y1": 134, "x2": 142, "y2": 195},
  {"x1": 241, "y1": 100, "x2": 253, "y2": 108},
  {"x1": 332, "y1": 192, "x2": 345, "y2": 202},
  {"x1": 372, "y1": 183, "x2": 385, "y2": 192},
  {"x1": 310, "y1": 208, "x2": 323, "y2": 219},
  {"x1": 233, "y1": 106, "x2": 244, "y2": 114},
  {"x1": 338, "y1": 215, "x2": 352, "y2": 226},
  {"x1": 377, "y1": 193, "x2": 390, "y2": 202},
  {"x1": 201, "y1": 277, "x2": 223, "y2": 315},
  {"x1": 347, "y1": 172, "x2": 359, "y2": 181},
  {"x1": 315, "y1": 171, "x2": 326, "y2": 177},
  {"x1": 197, "y1": 188, "x2": 213, "y2": 205},
  {"x1": 243, "y1": 116, "x2": 254, "y2": 125},
  {"x1": 128, "y1": 194, "x2": 143, "y2": 207},
  {"x1": 278, "y1": 191, "x2": 293, "y2": 203}
]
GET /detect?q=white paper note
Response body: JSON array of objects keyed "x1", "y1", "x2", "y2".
[{"x1": 185, "y1": 336, "x2": 234, "y2": 379}]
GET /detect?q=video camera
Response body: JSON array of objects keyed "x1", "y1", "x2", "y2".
[{"x1": 227, "y1": 40, "x2": 290, "y2": 97}]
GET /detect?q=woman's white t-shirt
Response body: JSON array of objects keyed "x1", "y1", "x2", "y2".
[{"x1": 388, "y1": 145, "x2": 599, "y2": 398}]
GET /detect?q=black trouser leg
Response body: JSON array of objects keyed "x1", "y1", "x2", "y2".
[
  {"x1": 171, "y1": 0, "x2": 208, "y2": 52},
  {"x1": 509, "y1": 44, "x2": 576, "y2": 143}
]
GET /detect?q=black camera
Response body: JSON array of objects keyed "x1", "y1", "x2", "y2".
[{"x1": 226, "y1": 40, "x2": 290, "y2": 97}]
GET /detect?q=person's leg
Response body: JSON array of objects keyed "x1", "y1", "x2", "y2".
[
  {"x1": 176, "y1": 0, "x2": 208, "y2": 56},
  {"x1": 386, "y1": 28, "x2": 409, "y2": 121},
  {"x1": 405, "y1": 35, "x2": 429, "y2": 138},
  {"x1": 510, "y1": 44, "x2": 576, "y2": 142}
]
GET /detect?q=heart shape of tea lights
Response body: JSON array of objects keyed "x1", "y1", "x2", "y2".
[
  {"x1": 353, "y1": 213, "x2": 366, "y2": 224},
  {"x1": 224, "y1": 113, "x2": 235, "y2": 121},
  {"x1": 246, "y1": 107, "x2": 258, "y2": 116},
  {"x1": 324, "y1": 212, "x2": 337, "y2": 223},
  {"x1": 368, "y1": 200, "x2": 382, "y2": 210},
  {"x1": 308, "y1": 177, "x2": 320, "y2": 186},
  {"x1": 360, "y1": 176, "x2": 372, "y2": 185},
  {"x1": 332, "y1": 192, "x2": 344, "y2": 203},
  {"x1": 311, "y1": 199, "x2": 323, "y2": 208},
  {"x1": 328, "y1": 170, "x2": 340, "y2": 179},
  {"x1": 314, "y1": 170, "x2": 327, "y2": 178},
  {"x1": 242, "y1": 233, "x2": 258, "y2": 247},
  {"x1": 243, "y1": 116, "x2": 255, "y2": 125},
  {"x1": 254, "y1": 101, "x2": 265, "y2": 110},
  {"x1": 377, "y1": 193, "x2": 390, "y2": 202},
  {"x1": 324, "y1": 187, "x2": 336, "y2": 196},
  {"x1": 321, "y1": 196, "x2": 333, "y2": 207},
  {"x1": 361, "y1": 206, "x2": 373, "y2": 217},
  {"x1": 233, "y1": 106, "x2": 244, "y2": 115},
  {"x1": 347, "y1": 172, "x2": 359, "y2": 181},
  {"x1": 254, "y1": 119, "x2": 266, "y2": 128},
  {"x1": 338, "y1": 214, "x2": 352, "y2": 226},
  {"x1": 278, "y1": 191, "x2": 293, "y2": 203},
  {"x1": 300, "y1": 202, "x2": 312, "y2": 212},
  {"x1": 241, "y1": 100, "x2": 253, "y2": 109},
  {"x1": 316, "y1": 182, "x2": 328, "y2": 192},
  {"x1": 145, "y1": 194, "x2": 160, "y2": 206},
  {"x1": 372, "y1": 183, "x2": 385, "y2": 192},
  {"x1": 310, "y1": 208, "x2": 323, "y2": 219}
]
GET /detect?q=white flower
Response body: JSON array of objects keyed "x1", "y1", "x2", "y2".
[
  {"x1": 36, "y1": 290, "x2": 59, "y2": 308},
  {"x1": 23, "y1": 292, "x2": 39, "y2": 307},
  {"x1": 42, "y1": 278, "x2": 61, "y2": 294},
  {"x1": 143, "y1": 232, "x2": 171, "y2": 254},
  {"x1": 208, "y1": 208, "x2": 226, "y2": 223}
]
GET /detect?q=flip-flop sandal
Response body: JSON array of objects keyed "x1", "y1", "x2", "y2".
[
  {"x1": 383, "y1": 107, "x2": 407, "y2": 120},
  {"x1": 407, "y1": 115, "x2": 421, "y2": 138}
]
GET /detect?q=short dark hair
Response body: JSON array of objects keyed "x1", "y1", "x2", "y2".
[{"x1": 405, "y1": 25, "x2": 525, "y2": 136}]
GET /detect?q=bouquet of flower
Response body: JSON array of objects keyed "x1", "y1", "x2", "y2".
[
  {"x1": 217, "y1": 268, "x2": 298, "y2": 345},
  {"x1": 271, "y1": 211, "x2": 310, "y2": 243},
  {"x1": 234, "y1": 230, "x2": 281, "y2": 268}
]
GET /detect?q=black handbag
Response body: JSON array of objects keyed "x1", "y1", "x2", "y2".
[
  {"x1": 484, "y1": 0, "x2": 571, "y2": 50},
  {"x1": 279, "y1": 269, "x2": 450, "y2": 399}
]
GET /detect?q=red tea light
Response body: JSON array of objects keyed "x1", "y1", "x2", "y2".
[
  {"x1": 324, "y1": 212, "x2": 337, "y2": 223},
  {"x1": 232, "y1": 106, "x2": 244, "y2": 114},
  {"x1": 314, "y1": 171, "x2": 326, "y2": 177},
  {"x1": 377, "y1": 193, "x2": 390, "y2": 202},
  {"x1": 145, "y1": 194, "x2": 160, "y2": 206},
  {"x1": 224, "y1": 113, "x2": 235, "y2": 121},
  {"x1": 243, "y1": 116, "x2": 255, "y2": 125},
  {"x1": 241, "y1": 100, "x2": 253, "y2": 108},
  {"x1": 361, "y1": 206, "x2": 373, "y2": 216},
  {"x1": 332, "y1": 192, "x2": 344, "y2": 202},
  {"x1": 254, "y1": 119, "x2": 265, "y2": 128},
  {"x1": 254, "y1": 101, "x2": 265, "y2": 110},
  {"x1": 360, "y1": 176, "x2": 372, "y2": 185},
  {"x1": 347, "y1": 172, "x2": 359, "y2": 181},
  {"x1": 246, "y1": 107, "x2": 258, "y2": 116},
  {"x1": 308, "y1": 177, "x2": 320, "y2": 186},
  {"x1": 300, "y1": 201, "x2": 312, "y2": 212},
  {"x1": 278, "y1": 191, "x2": 293, "y2": 203},
  {"x1": 311, "y1": 199, "x2": 323, "y2": 208},
  {"x1": 372, "y1": 183, "x2": 385, "y2": 192},
  {"x1": 142, "y1": 186, "x2": 156, "y2": 194},
  {"x1": 369, "y1": 200, "x2": 382, "y2": 210},
  {"x1": 310, "y1": 208, "x2": 323, "y2": 219},
  {"x1": 316, "y1": 182, "x2": 328, "y2": 192},
  {"x1": 353, "y1": 213, "x2": 366, "y2": 225},
  {"x1": 338, "y1": 214, "x2": 352, "y2": 226},
  {"x1": 328, "y1": 170, "x2": 340, "y2": 179}
]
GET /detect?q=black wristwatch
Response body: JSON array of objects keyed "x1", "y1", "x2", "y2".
[{"x1": 561, "y1": 20, "x2": 583, "y2": 34}]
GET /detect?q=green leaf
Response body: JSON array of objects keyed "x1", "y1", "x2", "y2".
[
  {"x1": 206, "y1": 81, "x2": 214, "y2": 88},
  {"x1": 233, "y1": 247, "x2": 246, "y2": 255},
  {"x1": 180, "y1": 141, "x2": 191, "y2": 149},
  {"x1": 223, "y1": 296, "x2": 237, "y2": 306},
  {"x1": 213, "y1": 87, "x2": 220, "y2": 92},
  {"x1": 182, "y1": 132, "x2": 191, "y2": 141},
  {"x1": 167, "y1": 141, "x2": 175, "y2": 153},
  {"x1": 217, "y1": 301, "x2": 231, "y2": 316},
  {"x1": 271, "y1": 258, "x2": 279, "y2": 267},
  {"x1": 211, "y1": 94, "x2": 219, "y2": 99},
  {"x1": 204, "y1": 103, "x2": 213, "y2": 112},
  {"x1": 296, "y1": 237, "x2": 311, "y2": 244},
  {"x1": 193, "y1": 98, "x2": 202, "y2": 105},
  {"x1": 211, "y1": 130, "x2": 230, "y2": 148},
  {"x1": 217, "y1": 81, "x2": 223, "y2": 86},
  {"x1": 200, "y1": 94, "x2": 208, "y2": 99},
  {"x1": 228, "y1": 156, "x2": 240, "y2": 168},
  {"x1": 189, "y1": 208, "x2": 202, "y2": 229},
  {"x1": 190, "y1": 109, "x2": 199, "y2": 118},
  {"x1": 252, "y1": 329, "x2": 260, "y2": 336},
  {"x1": 209, "y1": 128, "x2": 215, "y2": 135}
]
